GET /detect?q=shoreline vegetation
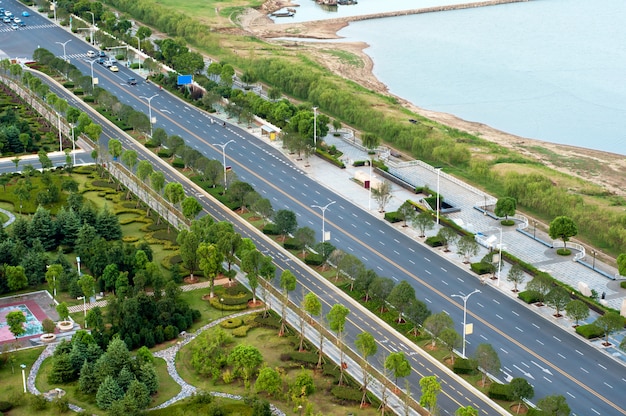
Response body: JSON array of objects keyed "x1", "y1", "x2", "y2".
[{"x1": 98, "y1": 0, "x2": 625, "y2": 259}]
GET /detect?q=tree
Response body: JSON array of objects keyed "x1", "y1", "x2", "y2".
[
  {"x1": 228, "y1": 344, "x2": 263, "y2": 387},
  {"x1": 327, "y1": 303, "x2": 350, "y2": 385},
  {"x1": 371, "y1": 180, "x2": 392, "y2": 212},
  {"x1": 526, "y1": 273, "x2": 552, "y2": 305},
  {"x1": 439, "y1": 327, "x2": 461, "y2": 364},
  {"x1": 361, "y1": 132, "x2": 380, "y2": 151},
  {"x1": 506, "y1": 264, "x2": 525, "y2": 292},
  {"x1": 302, "y1": 291, "x2": 322, "y2": 356},
  {"x1": 509, "y1": 377, "x2": 534, "y2": 414},
  {"x1": 354, "y1": 269, "x2": 377, "y2": 301},
  {"x1": 6, "y1": 265, "x2": 28, "y2": 291},
  {"x1": 177, "y1": 229, "x2": 200, "y2": 280},
  {"x1": 412, "y1": 211, "x2": 434, "y2": 237},
  {"x1": 197, "y1": 242, "x2": 224, "y2": 298},
  {"x1": 252, "y1": 198, "x2": 273, "y2": 225},
  {"x1": 6, "y1": 310, "x2": 26, "y2": 340},
  {"x1": 396, "y1": 201, "x2": 417, "y2": 227},
  {"x1": 473, "y1": 344, "x2": 500, "y2": 386},
  {"x1": 424, "y1": 311, "x2": 454, "y2": 348},
  {"x1": 536, "y1": 394, "x2": 570, "y2": 416},
  {"x1": 56, "y1": 302, "x2": 70, "y2": 322},
  {"x1": 387, "y1": 280, "x2": 416, "y2": 322},
  {"x1": 545, "y1": 286, "x2": 570, "y2": 317},
  {"x1": 456, "y1": 406, "x2": 479, "y2": 416},
  {"x1": 293, "y1": 227, "x2": 315, "y2": 257},
  {"x1": 38, "y1": 149, "x2": 53, "y2": 169},
  {"x1": 548, "y1": 216, "x2": 578, "y2": 248},
  {"x1": 354, "y1": 331, "x2": 377, "y2": 407},
  {"x1": 121, "y1": 149, "x2": 138, "y2": 172},
  {"x1": 494, "y1": 196, "x2": 516, "y2": 219},
  {"x1": 456, "y1": 235, "x2": 479, "y2": 263},
  {"x1": 369, "y1": 277, "x2": 394, "y2": 314},
  {"x1": 405, "y1": 298, "x2": 431, "y2": 337},
  {"x1": 274, "y1": 209, "x2": 297, "y2": 241},
  {"x1": 181, "y1": 196, "x2": 203, "y2": 220},
  {"x1": 278, "y1": 270, "x2": 297, "y2": 336},
  {"x1": 594, "y1": 312, "x2": 624, "y2": 346},
  {"x1": 384, "y1": 352, "x2": 411, "y2": 386},
  {"x1": 437, "y1": 226, "x2": 458, "y2": 252},
  {"x1": 108, "y1": 138, "x2": 123, "y2": 161},
  {"x1": 419, "y1": 376, "x2": 441, "y2": 412},
  {"x1": 96, "y1": 375, "x2": 124, "y2": 410},
  {"x1": 565, "y1": 300, "x2": 589, "y2": 326},
  {"x1": 255, "y1": 366, "x2": 282, "y2": 397}
]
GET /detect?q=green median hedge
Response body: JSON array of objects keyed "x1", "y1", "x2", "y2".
[
  {"x1": 384, "y1": 211, "x2": 401, "y2": 223},
  {"x1": 283, "y1": 237, "x2": 303, "y2": 250},
  {"x1": 488, "y1": 382, "x2": 513, "y2": 401},
  {"x1": 518, "y1": 290, "x2": 542, "y2": 304},
  {"x1": 470, "y1": 262, "x2": 494, "y2": 275},
  {"x1": 452, "y1": 358, "x2": 477, "y2": 375},
  {"x1": 425, "y1": 236, "x2": 444, "y2": 247}
]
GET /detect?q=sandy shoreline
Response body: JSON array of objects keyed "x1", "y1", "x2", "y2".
[{"x1": 238, "y1": 4, "x2": 626, "y2": 195}]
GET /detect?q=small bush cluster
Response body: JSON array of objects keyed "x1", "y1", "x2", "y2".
[
  {"x1": 470, "y1": 262, "x2": 494, "y2": 275},
  {"x1": 452, "y1": 358, "x2": 477, "y2": 375},
  {"x1": 283, "y1": 238, "x2": 303, "y2": 250},
  {"x1": 288, "y1": 351, "x2": 318, "y2": 365},
  {"x1": 157, "y1": 149, "x2": 173, "y2": 158},
  {"x1": 254, "y1": 314, "x2": 281, "y2": 329},
  {"x1": 384, "y1": 211, "x2": 401, "y2": 223},
  {"x1": 488, "y1": 383, "x2": 513, "y2": 401},
  {"x1": 172, "y1": 158, "x2": 185, "y2": 168},
  {"x1": 425, "y1": 236, "x2": 444, "y2": 247},
  {"x1": 575, "y1": 324, "x2": 604, "y2": 339},
  {"x1": 518, "y1": 290, "x2": 542, "y2": 304},
  {"x1": 330, "y1": 386, "x2": 362, "y2": 403},
  {"x1": 304, "y1": 253, "x2": 323, "y2": 266},
  {"x1": 262, "y1": 224, "x2": 279, "y2": 235},
  {"x1": 220, "y1": 318, "x2": 243, "y2": 329}
]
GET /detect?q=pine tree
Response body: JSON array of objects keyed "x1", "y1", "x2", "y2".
[
  {"x1": 78, "y1": 360, "x2": 99, "y2": 395},
  {"x1": 96, "y1": 376, "x2": 124, "y2": 410}
]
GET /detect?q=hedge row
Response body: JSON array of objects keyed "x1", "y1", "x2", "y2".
[
  {"x1": 384, "y1": 211, "x2": 401, "y2": 223},
  {"x1": 304, "y1": 253, "x2": 324, "y2": 266},
  {"x1": 488, "y1": 382, "x2": 514, "y2": 401},
  {"x1": 470, "y1": 262, "x2": 494, "y2": 275},
  {"x1": 315, "y1": 148, "x2": 345, "y2": 168},
  {"x1": 283, "y1": 238, "x2": 303, "y2": 250},
  {"x1": 452, "y1": 358, "x2": 477, "y2": 375},
  {"x1": 425, "y1": 236, "x2": 443, "y2": 247},
  {"x1": 518, "y1": 290, "x2": 542, "y2": 304},
  {"x1": 330, "y1": 386, "x2": 362, "y2": 403}
]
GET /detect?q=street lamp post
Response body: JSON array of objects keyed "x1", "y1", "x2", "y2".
[
  {"x1": 213, "y1": 140, "x2": 235, "y2": 190},
  {"x1": 489, "y1": 226, "x2": 503, "y2": 287},
  {"x1": 220, "y1": 298, "x2": 224, "y2": 318},
  {"x1": 592, "y1": 250, "x2": 596, "y2": 270},
  {"x1": 88, "y1": 58, "x2": 97, "y2": 91},
  {"x1": 46, "y1": 265, "x2": 57, "y2": 300},
  {"x1": 312, "y1": 107, "x2": 318, "y2": 147},
  {"x1": 57, "y1": 112, "x2": 62, "y2": 152},
  {"x1": 70, "y1": 123, "x2": 76, "y2": 166},
  {"x1": 451, "y1": 289, "x2": 481, "y2": 358},
  {"x1": 436, "y1": 167, "x2": 442, "y2": 224},
  {"x1": 311, "y1": 201, "x2": 336, "y2": 250},
  {"x1": 77, "y1": 296, "x2": 87, "y2": 328},
  {"x1": 76, "y1": 256, "x2": 81, "y2": 276},
  {"x1": 20, "y1": 364, "x2": 27, "y2": 393},
  {"x1": 55, "y1": 40, "x2": 71, "y2": 62},
  {"x1": 134, "y1": 36, "x2": 141, "y2": 71},
  {"x1": 140, "y1": 94, "x2": 158, "y2": 137},
  {"x1": 533, "y1": 220, "x2": 537, "y2": 239},
  {"x1": 86, "y1": 11, "x2": 95, "y2": 46}
]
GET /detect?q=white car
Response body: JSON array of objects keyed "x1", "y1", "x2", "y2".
[
  {"x1": 87, "y1": 50, "x2": 96, "y2": 58},
  {"x1": 13, "y1": 17, "x2": 20, "y2": 23}
]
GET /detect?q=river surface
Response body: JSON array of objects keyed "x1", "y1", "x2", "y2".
[{"x1": 274, "y1": 0, "x2": 626, "y2": 155}]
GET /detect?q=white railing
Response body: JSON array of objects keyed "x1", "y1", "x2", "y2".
[{"x1": 553, "y1": 241, "x2": 585, "y2": 261}]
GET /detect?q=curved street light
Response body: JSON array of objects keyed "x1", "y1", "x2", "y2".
[
  {"x1": 213, "y1": 140, "x2": 235, "y2": 190},
  {"x1": 489, "y1": 226, "x2": 503, "y2": 287},
  {"x1": 311, "y1": 201, "x2": 336, "y2": 251},
  {"x1": 140, "y1": 94, "x2": 159, "y2": 137},
  {"x1": 451, "y1": 289, "x2": 481, "y2": 358},
  {"x1": 55, "y1": 39, "x2": 71, "y2": 62}
]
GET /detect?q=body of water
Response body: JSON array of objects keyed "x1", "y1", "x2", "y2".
[{"x1": 275, "y1": 0, "x2": 626, "y2": 155}]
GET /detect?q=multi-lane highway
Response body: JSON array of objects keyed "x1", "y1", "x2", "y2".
[{"x1": 1, "y1": 1, "x2": 625, "y2": 414}]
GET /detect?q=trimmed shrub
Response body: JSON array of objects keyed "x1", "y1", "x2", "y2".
[
  {"x1": 172, "y1": 158, "x2": 185, "y2": 168},
  {"x1": 518, "y1": 290, "x2": 542, "y2": 304},
  {"x1": 470, "y1": 262, "x2": 494, "y2": 275},
  {"x1": 73, "y1": 89, "x2": 84, "y2": 96},
  {"x1": 83, "y1": 96, "x2": 95, "y2": 103},
  {"x1": 331, "y1": 386, "x2": 362, "y2": 403},
  {"x1": 157, "y1": 148, "x2": 173, "y2": 158},
  {"x1": 289, "y1": 351, "x2": 318, "y2": 365},
  {"x1": 62, "y1": 82, "x2": 74, "y2": 88},
  {"x1": 621, "y1": 281, "x2": 626, "y2": 289},
  {"x1": 488, "y1": 383, "x2": 513, "y2": 401},
  {"x1": 283, "y1": 238, "x2": 303, "y2": 250},
  {"x1": 208, "y1": 297, "x2": 248, "y2": 311},
  {"x1": 254, "y1": 314, "x2": 281, "y2": 329},
  {"x1": 304, "y1": 253, "x2": 323, "y2": 266},
  {"x1": 144, "y1": 140, "x2": 158, "y2": 148},
  {"x1": 232, "y1": 325, "x2": 251, "y2": 337},
  {"x1": 384, "y1": 211, "x2": 401, "y2": 223},
  {"x1": 220, "y1": 318, "x2": 243, "y2": 329},
  {"x1": 556, "y1": 248, "x2": 571, "y2": 256},
  {"x1": 353, "y1": 160, "x2": 367, "y2": 167},
  {"x1": 575, "y1": 324, "x2": 604, "y2": 339},
  {"x1": 452, "y1": 358, "x2": 477, "y2": 375},
  {"x1": 322, "y1": 364, "x2": 340, "y2": 382},
  {"x1": 425, "y1": 236, "x2": 444, "y2": 247},
  {"x1": 262, "y1": 224, "x2": 279, "y2": 235}
]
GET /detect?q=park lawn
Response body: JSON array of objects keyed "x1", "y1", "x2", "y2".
[
  {"x1": 176, "y1": 323, "x2": 379, "y2": 416},
  {"x1": 149, "y1": 357, "x2": 182, "y2": 407},
  {"x1": 0, "y1": 347, "x2": 46, "y2": 414}
]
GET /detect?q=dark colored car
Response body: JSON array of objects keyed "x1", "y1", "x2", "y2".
[
  {"x1": 127, "y1": 77, "x2": 137, "y2": 85},
  {"x1": 99, "y1": 51, "x2": 106, "y2": 58}
]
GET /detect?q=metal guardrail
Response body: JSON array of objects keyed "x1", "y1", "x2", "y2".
[{"x1": 553, "y1": 241, "x2": 585, "y2": 261}]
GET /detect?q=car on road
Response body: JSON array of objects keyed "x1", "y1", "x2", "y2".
[
  {"x1": 96, "y1": 57, "x2": 105, "y2": 65},
  {"x1": 13, "y1": 17, "x2": 21, "y2": 23},
  {"x1": 127, "y1": 77, "x2": 137, "y2": 85},
  {"x1": 21, "y1": 11, "x2": 29, "y2": 17},
  {"x1": 4, "y1": 11, "x2": 13, "y2": 17},
  {"x1": 103, "y1": 60, "x2": 113, "y2": 68},
  {"x1": 99, "y1": 51, "x2": 106, "y2": 58},
  {"x1": 109, "y1": 65, "x2": 119, "y2": 72},
  {"x1": 11, "y1": 23, "x2": 18, "y2": 30},
  {"x1": 87, "y1": 50, "x2": 96, "y2": 58},
  {"x1": 19, "y1": 21, "x2": 25, "y2": 27},
  {"x1": 3, "y1": 17, "x2": 10, "y2": 23}
]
